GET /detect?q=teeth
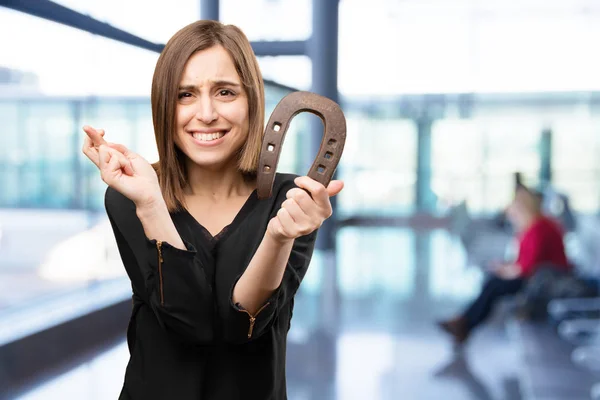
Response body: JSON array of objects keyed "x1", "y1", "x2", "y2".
[{"x1": 192, "y1": 132, "x2": 225, "y2": 142}]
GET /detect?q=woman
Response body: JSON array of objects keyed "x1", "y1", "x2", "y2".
[
  {"x1": 438, "y1": 185, "x2": 569, "y2": 345},
  {"x1": 82, "y1": 20, "x2": 343, "y2": 399}
]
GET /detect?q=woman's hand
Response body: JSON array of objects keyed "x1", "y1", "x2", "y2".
[
  {"x1": 493, "y1": 263, "x2": 522, "y2": 280},
  {"x1": 267, "y1": 176, "x2": 344, "y2": 243},
  {"x1": 82, "y1": 125, "x2": 162, "y2": 209}
]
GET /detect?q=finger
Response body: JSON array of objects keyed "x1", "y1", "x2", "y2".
[
  {"x1": 107, "y1": 150, "x2": 121, "y2": 173},
  {"x1": 108, "y1": 147, "x2": 134, "y2": 176},
  {"x1": 276, "y1": 208, "x2": 295, "y2": 238},
  {"x1": 286, "y1": 188, "x2": 318, "y2": 216},
  {"x1": 326, "y1": 180, "x2": 344, "y2": 197},
  {"x1": 106, "y1": 144, "x2": 134, "y2": 175},
  {"x1": 281, "y1": 198, "x2": 305, "y2": 224},
  {"x1": 83, "y1": 125, "x2": 107, "y2": 147},
  {"x1": 100, "y1": 145, "x2": 133, "y2": 176},
  {"x1": 82, "y1": 136, "x2": 100, "y2": 167},
  {"x1": 106, "y1": 142, "x2": 134, "y2": 160},
  {"x1": 98, "y1": 144, "x2": 110, "y2": 168},
  {"x1": 294, "y1": 176, "x2": 329, "y2": 206}
]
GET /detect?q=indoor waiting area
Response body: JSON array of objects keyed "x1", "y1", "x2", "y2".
[{"x1": 1, "y1": 1, "x2": 600, "y2": 399}]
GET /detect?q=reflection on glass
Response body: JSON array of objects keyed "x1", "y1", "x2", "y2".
[
  {"x1": 429, "y1": 229, "x2": 482, "y2": 300},
  {"x1": 337, "y1": 227, "x2": 415, "y2": 299}
]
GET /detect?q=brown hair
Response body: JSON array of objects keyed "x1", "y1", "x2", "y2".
[{"x1": 150, "y1": 20, "x2": 265, "y2": 211}]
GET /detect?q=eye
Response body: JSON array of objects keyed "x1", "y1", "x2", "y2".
[
  {"x1": 178, "y1": 92, "x2": 192, "y2": 99},
  {"x1": 218, "y1": 89, "x2": 235, "y2": 97}
]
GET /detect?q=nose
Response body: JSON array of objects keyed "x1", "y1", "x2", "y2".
[{"x1": 195, "y1": 96, "x2": 218, "y2": 124}]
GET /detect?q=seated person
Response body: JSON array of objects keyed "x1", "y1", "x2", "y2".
[{"x1": 438, "y1": 185, "x2": 570, "y2": 345}]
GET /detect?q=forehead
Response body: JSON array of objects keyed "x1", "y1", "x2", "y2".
[{"x1": 180, "y1": 45, "x2": 240, "y2": 83}]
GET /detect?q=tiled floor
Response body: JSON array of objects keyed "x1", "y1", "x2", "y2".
[{"x1": 12, "y1": 228, "x2": 527, "y2": 400}]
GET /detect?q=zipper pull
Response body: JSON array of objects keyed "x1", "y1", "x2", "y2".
[
  {"x1": 157, "y1": 241, "x2": 164, "y2": 306},
  {"x1": 248, "y1": 316, "x2": 256, "y2": 339},
  {"x1": 157, "y1": 241, "x2": 164, "y2": 263}
]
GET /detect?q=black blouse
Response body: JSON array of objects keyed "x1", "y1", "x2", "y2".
[{"x1": 105, "y1": 173, "x2": 318, "y2": 400}]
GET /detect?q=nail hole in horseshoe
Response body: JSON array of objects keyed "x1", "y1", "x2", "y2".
[
  {"x1": 263, "y1": 165, "x2": 271, "y2": 172},
  {"x1": 317, "y1": 165, "x2": 326, "y2": 174},
  {"x1": 327, "y1": 138, "x2": 337, "y2": 148},
  {"x1": 267, "y1": 143, "x2": 275, "y2": 152},
  {"x1": 273, "y1": 122, "x2": 281, "y2": 132},
  {"x1": 324, "y1": 151, "x2": 333, "y2": 160}
]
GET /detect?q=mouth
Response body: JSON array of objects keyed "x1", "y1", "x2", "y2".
[
  {"x1": 190, "y1": 130, "x2": 228, "y2": 141},
  {"x1": 188, "y1": 129, "x2": 229, "y2": 146}
]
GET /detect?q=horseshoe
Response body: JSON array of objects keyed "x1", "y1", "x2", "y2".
[{"x1": 257, "y1": 91, "x2": 346, "y2": 199}]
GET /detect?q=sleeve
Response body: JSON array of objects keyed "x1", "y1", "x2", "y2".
[
  {"x1": 516, "y1": 226, "x2": 545, "y2": 278},
  {"x1": 218, "y1": 175, "x2": 319, "y2": 344},
  {"x1": 105, "y1": 187, "x2": 215, "y2": 344},
  {"x1": 221, "y1": 230, "x2": 317, "y2": 344}
]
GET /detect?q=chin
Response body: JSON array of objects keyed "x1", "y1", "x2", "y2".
[{"x1": 188, "y1": 151, "x2": 239, "y2": 170}]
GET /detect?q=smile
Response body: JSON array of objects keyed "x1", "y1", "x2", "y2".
[
  {"x1": 192, "y1": 132, "x2": 226, "y2": 142},
  {"x1": 188, "y1": 130, "x2": 229, "y2": 147}
]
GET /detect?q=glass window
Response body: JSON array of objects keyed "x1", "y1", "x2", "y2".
[
  {"x1": 338, "y1": 115, "x2": 417, "y2": 217},
  {"x1": 0, "y1": 7, "x2": 296, "y2": 343},
  {"x1": 337, "y1": 227, "x2": 415, "y2": 300},
  {"x1": 552, "y1": 118, "x2": 600, "y2": 212},
  {"x1": 221, "y1": 0, "x2": 312, "y2": 41},
  {"x1": 432, "y1": 117, "x2": 541, "y2": 214},
  {"x1": 53, "y1": 0, "x2": 200, "y2": 44},
  {"x1": 259, "y1": 56, "x2": 311, "y2": 92},
  {"x1": 338, "y1": 1, "x2": 600, "y2": 95},
  {"x1": 0, "y1": 102, "x2": 21, "y2": 207},
  {"x1": 0, "y1": 7, "x2": 158, "y2": 97},
  {"x1": 429, "y1": 230, "x2": 482, "y2": 299}
]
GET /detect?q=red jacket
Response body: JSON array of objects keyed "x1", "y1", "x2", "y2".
[{"x1": 516, "y1": 216, "x2": 570, "y2": 278}]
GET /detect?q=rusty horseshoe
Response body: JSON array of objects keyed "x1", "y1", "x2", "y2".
[{"x1": 257, "y1": 91, "x2": 346, "y2": 199}]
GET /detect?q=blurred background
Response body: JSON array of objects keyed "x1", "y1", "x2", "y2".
[{"x1": 1, "y1": 0, "x2": 600, "y2": 399}]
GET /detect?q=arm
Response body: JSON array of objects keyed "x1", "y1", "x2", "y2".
[
  {"x1": 231, "y1": 232, "x2": 294, "y2": 315},
  {"x1": 106, "y1": 188, "x2": 215, "y2": 344},
  {"x1": 220, "y1": 176, "x2": 342, "y2": 343},
  {"x1": 514, "y1": 227, "x2": 545, "y2": 278},
  {"x1": 135, "y1": 197, "x2": 186, "y2": 251},
  {"x1": 493, "y1": 262, "x2": 523, "y2": 280},
  {"x1": 221, "y1": 229, "x2": 317, "y2": 343},
  {"x1": 83, "y1": 126, "x2": 215, "y2": 343}
]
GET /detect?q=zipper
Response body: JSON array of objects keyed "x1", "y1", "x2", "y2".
[
  {"x1": 238, "y1": 302, "x2": 270, "y2": 339},
  {"x1": 157, "y1": 240, "x2": 164, "y2": 306}
]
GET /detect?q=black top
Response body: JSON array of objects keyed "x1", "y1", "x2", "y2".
[{"x1": 105, "y1": 173, "x2": 318, "y2": 400}]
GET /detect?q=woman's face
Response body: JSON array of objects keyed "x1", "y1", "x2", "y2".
[
  {"x1": 506, "y1": 199, "x2": 526, "y2": 229},
  {"x1": 174, "y1": 45, "x2": 249, "y2": 170},
  {"x1": 506, "y1": 190, "x2": 536, "y2": 230}
]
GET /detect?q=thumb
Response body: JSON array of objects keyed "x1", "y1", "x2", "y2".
[{"x1": 326, "y1": 180, "x2": 344, "y2": 197}]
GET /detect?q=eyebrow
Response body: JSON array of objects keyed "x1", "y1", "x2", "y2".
[{"x1": 178, "y1": 80, "x2": 242, "y2": 91}]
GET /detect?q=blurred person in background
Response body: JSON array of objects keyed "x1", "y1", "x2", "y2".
[
  {"x1": 438, "y1": 184, "x2": 570, "y2": 346},
  {"x1": 82, "y1": 20, "x2": 343, "y2": 400}
]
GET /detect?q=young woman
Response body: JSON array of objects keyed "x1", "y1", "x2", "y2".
[{"x1": 82, "y1": 20, "x2": 343, "y2": 399}]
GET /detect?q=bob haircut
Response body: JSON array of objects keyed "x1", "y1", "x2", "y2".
[{"x1": 150, "y1": 20, "x2": 265, "y2": 211}]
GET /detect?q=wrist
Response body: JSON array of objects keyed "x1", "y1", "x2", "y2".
[
  {"x1": 265, "y1": 228, "x2": 295, "y2": 246},
  {"x1": 135, "y1": 196, "x2": 167, "y2": 219}
]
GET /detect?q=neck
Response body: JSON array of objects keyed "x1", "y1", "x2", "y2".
[
  {"x1": 184, "y1": 160, "x2": 255, "y2": 200},
  {"x1": 519, "y1": 212, "x2": 542, "y2": 232}
]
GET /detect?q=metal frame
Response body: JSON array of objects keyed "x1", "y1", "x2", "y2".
[{"x1": 0, "y1": 0, "x2": 308, "y2": 57}]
